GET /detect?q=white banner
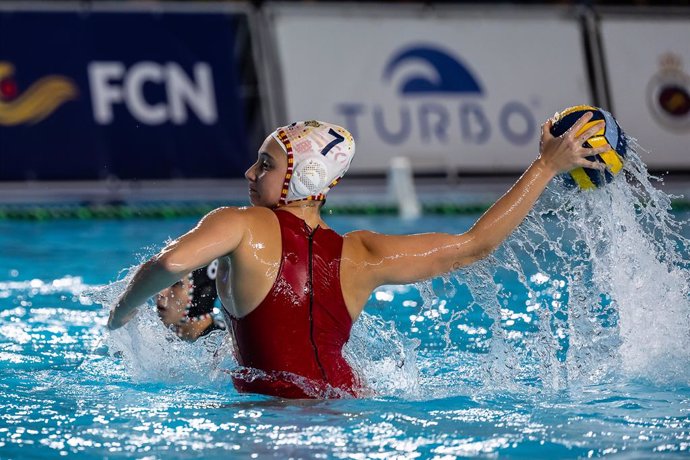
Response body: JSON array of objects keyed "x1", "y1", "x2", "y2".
[
  {"x1": 600, "y1": 17, "x2": 690, "y2": 168},
  {"x1": 267, "y1": 6, "x2": 592, "y2": 173}
]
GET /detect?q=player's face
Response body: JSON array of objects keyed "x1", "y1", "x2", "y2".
[{"x1": 245, "y1": 136, "x2": 288, "y2": 207}]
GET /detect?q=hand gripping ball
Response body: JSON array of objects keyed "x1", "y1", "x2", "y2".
[{"x1": 550, "y1": 105, "x2": 627, "y2": 189}]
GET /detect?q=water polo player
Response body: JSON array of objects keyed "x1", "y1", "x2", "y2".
[
  {"x1": 156, "y1": 260, "x2": 224, "y2": 341},
  {"x1": 108, "y1": 114, "x2": 609, "y2": 399}
]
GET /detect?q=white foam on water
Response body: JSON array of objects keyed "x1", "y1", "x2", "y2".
[
  {"x1": 440, "y1": 139, "x2": 690, "y2": 392},
  {"x1": 591, "y1": 141, "x2": 690, "y2": 383},
  {"x1": 344, "y1": 311, "x2": 422, "y2": 398},
  {"x1": 105, "y1": 309, "x2": 231, "y2": 386},
  {"x1": 89, "y1": 265, "x2": 234, "y2": 388}
]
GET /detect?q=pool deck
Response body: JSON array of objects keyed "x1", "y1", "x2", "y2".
[
  {"x1": 0, "y1": 177, "x2": 512, "y2": 206},
  {"x1": 1, "y1": 173, "x2": 689, "y2": 208}
]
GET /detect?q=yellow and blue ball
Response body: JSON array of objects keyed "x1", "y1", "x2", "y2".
[{"x1": 550, "y1": 105, "x2": 627, "y2": 190}]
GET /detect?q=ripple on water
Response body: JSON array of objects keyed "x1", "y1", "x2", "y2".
[{"x1": 2, "y1": 140, "x2": 690, "y2": 458}]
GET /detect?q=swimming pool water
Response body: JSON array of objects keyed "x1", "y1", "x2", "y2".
[{"x1": 2, "y1": 169, "x2": 690, "y2": 458}]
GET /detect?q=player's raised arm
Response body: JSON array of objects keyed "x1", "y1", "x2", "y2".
[
  {"x1": 352, "y1": 113, "x2": 610, "y2": 289},
  {"x1": 107, "y1": 207, "x2": 246, "y2": 330}
]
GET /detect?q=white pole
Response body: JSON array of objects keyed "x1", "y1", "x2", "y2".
[{"x1": 388, "y1": 156, "x2": 421, "y2": 220}]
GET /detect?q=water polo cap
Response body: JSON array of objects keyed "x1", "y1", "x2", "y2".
[{"x1": 271, "y1": 120, "x2": 355, "y2": 205}]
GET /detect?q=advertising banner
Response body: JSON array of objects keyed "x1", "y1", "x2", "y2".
[
  {"x1": 600, "y1": 16, "x2": 690, "y2": 169},
  {"x1": 267, "y1": 6, "x2": 593, "y2": 173},
  {"x1": 0, "y1": 6, "x2": 257, "y2": 181}
]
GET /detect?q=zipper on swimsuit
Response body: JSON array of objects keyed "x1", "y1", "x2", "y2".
[{"x1": 307, "y1": 223, "x2": 328, "y2": 382}]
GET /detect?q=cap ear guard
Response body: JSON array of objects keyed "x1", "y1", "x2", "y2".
[{"x1": 290, "y1": 156, "x2": 329, "y2": 197}]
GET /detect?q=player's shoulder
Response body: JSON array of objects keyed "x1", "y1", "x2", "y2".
[
  {"x1": 343, "y1": 229, "x2": 382, "y2": 252},
  {"x1": 203, "y1": 206, "x2": 273, "y2": 221},
  {"x1": 196, "y1": 206, "x2": 271, "y2": 231},
  {"x1": 344, "y1": 229, "x2": 378, "y2": 240},
  {"x1": 197, "y1": 207, "x2": 278, "y2": 242}
]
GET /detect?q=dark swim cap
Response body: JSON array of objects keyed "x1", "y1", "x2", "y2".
[{"x1": 183, "y1": 261, "x2": 219, "y2": 322}]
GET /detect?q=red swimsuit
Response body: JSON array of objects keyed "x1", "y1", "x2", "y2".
[{"x1": 229, "y1": 210, "x2": 360, "y2": 399}]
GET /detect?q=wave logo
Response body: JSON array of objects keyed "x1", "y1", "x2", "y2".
[
  {"x1": 336, "y1": 44, "x2": 536, "y2": 148},
  {"x1": 0, "y1": 62, "x2": 78, "y2": 126},
  {"x1": 383, "y1": 46, "x2": 483, "y2": 95}
]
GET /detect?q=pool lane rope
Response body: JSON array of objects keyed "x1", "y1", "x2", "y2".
[{"x1": 1, "y1": 200, "x2": 689, "y2": 220}]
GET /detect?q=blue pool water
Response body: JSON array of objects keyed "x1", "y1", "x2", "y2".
[{"x1": 2, "y1": 150, "x2": 690, "y2": 459}]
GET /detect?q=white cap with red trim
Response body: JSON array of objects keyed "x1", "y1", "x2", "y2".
[{"x1": 271, "y1": 120, "x2": 355, "y2": 205}]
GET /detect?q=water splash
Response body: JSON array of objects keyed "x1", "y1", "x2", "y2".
[
  {"x1": 88, "y1": 265, "x2": 234, "y2": 388},
  {"x1": 445, "y1": 139, "x2": 690, "y2": 391},
  {"x1": 344, "y1": 311, "x2": 422, "y2": 398}
]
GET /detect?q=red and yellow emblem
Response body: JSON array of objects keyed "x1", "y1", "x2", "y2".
[{"x1": 0, "y1": 62, "x2": 78, "y2": 126}]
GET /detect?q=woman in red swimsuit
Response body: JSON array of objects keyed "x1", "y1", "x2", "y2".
[{"x1": 108, "y1": 114, "x2": 608, "y2": 399}]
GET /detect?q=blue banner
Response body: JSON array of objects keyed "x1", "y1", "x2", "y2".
[{"x1": 0, "y1": 8, "x2": 259, "y2": 180}]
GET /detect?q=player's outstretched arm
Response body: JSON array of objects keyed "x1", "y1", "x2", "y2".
[{"x1": 352, "y1": 113, "x2": 609, "y2": 288}]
